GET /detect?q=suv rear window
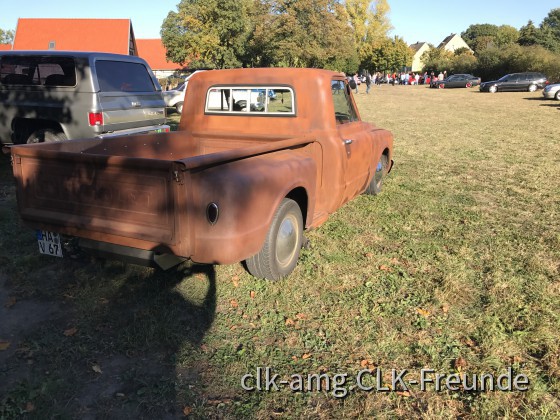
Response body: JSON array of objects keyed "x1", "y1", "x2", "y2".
[
  {"x1": 0, "y1": 56, "x2": 76, "y2": 86},
  {"x1": 95, "y1": 60, "x2": 156, "y2": 92}
]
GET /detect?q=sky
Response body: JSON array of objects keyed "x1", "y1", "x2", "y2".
[{"x1": 0, "y1": 0, "x2": 558, "y2": 46}]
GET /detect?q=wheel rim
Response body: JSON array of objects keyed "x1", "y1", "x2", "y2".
[
  {"x1": 374, "y1": 157, "x2": 386, "y2": 189},
  {"x1": 439, "y1": 84, "x2": 444, "y2": 89},
  {"x1": 529, "y1": 85, "x2": 537, "y2": 92},
  {"x1": 466, "y1": 83, "x2": 472, "y2": 88},
  {"x1": 276, "y1": 214, "x2": 299, "y2": 268},
  {"x1": 490, "y1": 86, "x2": 497, "y2": 93}
]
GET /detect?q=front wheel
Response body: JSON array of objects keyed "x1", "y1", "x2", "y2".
[
  {"x1": 365, "y1": 154, "x2": 388, "y2": 195},
  {"x1": 438, "y1": 83, "x2": 445, "y2": 89},
  {"x1": 245, "y1": 198, "x2": 303, "y2": 281},
  {"x1": 555, "y1": 91, "x2": 560, "y2": 101},
  {"x1": 489, "y1": 85, "x2": 498, "y2": 93},
  {"x1": 466, "y1": 82, "x2": 472, "y2": 88},
  {"x1": 27, "y1": 129, "x2": 67, "y2": 144}
]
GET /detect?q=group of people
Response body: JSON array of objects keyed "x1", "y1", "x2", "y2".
[{"x1": 349, "y1": 70, "x2": 449, "y2": 93}]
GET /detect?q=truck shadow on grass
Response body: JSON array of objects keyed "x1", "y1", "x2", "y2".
[{"x1": 0, "y1": 252, "x2": 216, "y2": 418}]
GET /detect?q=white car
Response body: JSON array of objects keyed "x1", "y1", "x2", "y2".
[
  {"x1": 162, "y1": 70, "x2": 206, "y2": 114},
  {"x1": 542, "y1": 83, "x2": 560, "y2": 100}
]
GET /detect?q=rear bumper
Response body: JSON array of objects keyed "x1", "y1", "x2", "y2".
[{"x1": 97, "y1": 124, "x2": 170, "y2": 139}]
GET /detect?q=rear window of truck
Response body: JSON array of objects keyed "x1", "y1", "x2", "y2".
[
  {"x1": 0, "y1": 56, "x2": 76, "y2": 86},
  {"x1": 205, "y1": 86, "x2": 295, "y2": 115},
  {"x1": 95, "y1": 60, "x2": 156, "y2": 93}
]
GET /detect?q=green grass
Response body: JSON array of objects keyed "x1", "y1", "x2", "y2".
[{"x1": 1, "y1": 85, "x2": 559, "y2": 419}]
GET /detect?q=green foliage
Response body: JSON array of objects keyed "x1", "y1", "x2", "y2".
[
  {"x1": 161, "y1": 0, "x2": 252, "y2": 68},
  {"x1": 0, "y1": 28, "x2": 14, "y2": 44},
  {"x1": 362, "y1": 36, "x2": 412, "y2": 72}
]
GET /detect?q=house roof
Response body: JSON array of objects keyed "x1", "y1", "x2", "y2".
[
  {"x1": 13, "y1": 18, "x2": 136, "y2": 55},
  {"x1": 136, "y1": 39, "x2": 180, "y2": 71},
  {"x1": 0, "y1": 44, "x2": 12, "y2": 51},
  {"x1": 410, "y1": 42, "x2": 428, "y2": 53},
  {"x1": 438, "y1": 34, "x2": 457, "y2": 49}
]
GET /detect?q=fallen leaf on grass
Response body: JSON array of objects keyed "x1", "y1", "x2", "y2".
[
  {"x1": 295, "y1": 313, "x2": 307, "y2": 320},
  {"x1": 63, "y1": 327, "x2": 78, "y2": 337},
  {"x1": 250, "y1": 291, "x2": 256, "y2": 299},
  {"x1": 0, "y1": 340, "x2": 11, "y2": 351},
  {"x1": 230, "y1": 299, "x2": 238, "y2": 308},
  {"x1": 442, "y1": 304, "x2": 449, "y2": 314},
  {"x1": 183, "y1": 406, "x2": 193, "y2": 416},
  {"x1": 285, "y1": 318, "x2": 295, "y2": 326},
  {"x1": 25, "y1": 402, "x2": 35, "y2": 412},
  {"x1": 232, "y1": 276, "x2": 240, "y2": 288},
  {"x1": 360, "y1": 359, "x2": 374, "y2": 370},
  {"x1": 454, "y1": 357, "x2": 467, "y2": 371},
  {"x1": 302, "y1": 353, "x2": 312, "y2": 360},
  {"x1": 92, "y1": 364, "x2": 102, "y2": 374},
  {"x1": 379, "y1": 265, "x2": 392, "y2": 272},
  {"x1": 4, "y1": 297, "x2": 16, "y2": 309},
  {"x1": 416, "y1": 308, "x2": 431, "y2": 318},
  {"x1": 396, "y1": 391, "x2": 412, "y2": 397}
]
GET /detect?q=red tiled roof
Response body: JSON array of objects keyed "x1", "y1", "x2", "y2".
[
  {"x1": 136, "y1": 39, "x2": 181, "y2": 71},
  {"x1": 0, "y1": 44, "x2": 12, "y2": 51},
  {"x1": 13, "y1": 18, "x2": 134, "y2": 55}
]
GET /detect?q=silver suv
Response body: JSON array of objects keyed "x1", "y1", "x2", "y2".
[{"x1": 0, "y1": 51, "x2": 169, "y2": 145}]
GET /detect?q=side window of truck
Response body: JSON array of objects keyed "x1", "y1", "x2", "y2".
[
  {"x1": 206, "y1": 86, "x2": 295, "y2": 115},
  {"x1": 95, "y1": 60, "x2": 156, "y2": 92},
  {"x1": 331, "y1": 80, "x2": 358, "y2": 124},
  {"x1": 0, "y1": 56, "x2": 76, "y2": 86}
]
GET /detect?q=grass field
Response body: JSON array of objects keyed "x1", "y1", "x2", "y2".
[{"x1": 1, "y1": 85, "x2": 559, "y2": 419}]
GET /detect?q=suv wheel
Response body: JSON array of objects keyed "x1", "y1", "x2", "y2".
[
  {"x1": 528, "y1": 84, "x2": 537, "y2": 92},
  {"x1": 27, "y1": 129, "x2": 67, "y2": 144}
]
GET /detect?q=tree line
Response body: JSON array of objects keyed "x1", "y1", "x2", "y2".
[
  {"x1": 421, "y1": 9, "x2": 560, "y2": 81},
  {"x1": 160, "y1": 0, "x2": 407, "y2": 75}
]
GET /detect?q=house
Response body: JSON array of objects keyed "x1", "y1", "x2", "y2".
[
  {"x1": 12, "y1": 18, "x2": 138, "y2": 55},
  {"x1": 438, "y1": 33, "x2": 473, "y2": 53},
  {"x1": 410, "y1": 42, "x2": 430, "y2": 72},
  {"x1": 136, "y1": 39, "x2": 183, "y2": 79},
  {"x1": 409, "y1": 33, "x2": 473, "y2": 72}
]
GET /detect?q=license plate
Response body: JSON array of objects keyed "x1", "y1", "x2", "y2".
[{"x1": 36, "y1": 230, "x2": 63, "y2": 258}]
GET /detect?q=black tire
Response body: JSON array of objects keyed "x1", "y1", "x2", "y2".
[
  {"x1": 176, "y1": 102, "x2": 184, "y2": 114},
  {"x1": 365, "y1": 154, "x2": 388, "y2": 195},
  {"x1": 245, "y1": 198, "x2": 303, "y2": 280},
  {"x1": 27, "y1": 129, "x2": 67, "y2": 144}
]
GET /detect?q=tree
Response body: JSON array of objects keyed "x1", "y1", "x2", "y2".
[
  {"x1": 420, "y1": 45, "x2": 454, "y2": 72},
  {"x1": 461, "y1": 24, "x2": 499, "y2": 50},
  {"x1": 260, "y1": 0, "x2": 359, "y2": 71},
  {"x1": 519, "y1": 20, "x2": 539, "y2": 46},
  {"x1": 0, "y1": 28, "x2": 14, "y2": 44},
  {"x1": 362, "y1": 36, "x2": 412, "y2": 72},
  {"x1": 161, "y1": 0, "x2": 252, "y2": 68},
  {"x1": 495, "y1": 25, "x2": 519, "y2": 47}
]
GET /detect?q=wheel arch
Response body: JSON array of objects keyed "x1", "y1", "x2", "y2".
[{"x1": 12, "y1": 118, "x2": 66, "y2": 144}]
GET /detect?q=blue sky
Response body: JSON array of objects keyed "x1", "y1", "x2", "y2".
[{"x1": 0, "y1": 0, "x2": 557, "y2": 46}]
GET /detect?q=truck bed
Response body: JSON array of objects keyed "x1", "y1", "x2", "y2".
[{"x1": 10, "y1": 131, "x2": 314, "y2": 252}]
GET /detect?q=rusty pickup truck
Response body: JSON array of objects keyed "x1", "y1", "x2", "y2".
[{"x1": 8, "y1": 68, "x2": 393, "y2": 280}]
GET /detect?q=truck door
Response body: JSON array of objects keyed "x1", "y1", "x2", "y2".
[{"x1": 331, "y1": 79, "x2": 372, "y2": 201}]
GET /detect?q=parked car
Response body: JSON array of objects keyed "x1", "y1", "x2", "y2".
[
  {"x1": 0, "y1": 51, "x2": 169, "y2": 145},
  {"x1": 542, "y1": 83, "x2": 560, "y2": 100},
  {"x1": 431, "y1": 74, "x2": 481, "y2": 89},
  {"x1": 162, "y1": 69, "x2": 207, "y2": 114},
  {"x1": 479, "y1": 72, "x2": 549, "y2": 93}
]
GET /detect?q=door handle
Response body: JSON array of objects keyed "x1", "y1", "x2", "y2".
[
  {"x1": 344, "y1": 139, "x2": 353, "y2": 145},
  {"x1": 131, "y1": 101, "x2": 141, "y2": 107}
]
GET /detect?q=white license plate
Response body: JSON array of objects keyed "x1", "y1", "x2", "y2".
[{"x1": 36, "y1": 230, "x2": 63, "y2": 258}]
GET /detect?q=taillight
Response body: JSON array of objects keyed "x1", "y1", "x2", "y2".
[{"x1": 88, "y1": 112, "x2": 103, "y2": 126}]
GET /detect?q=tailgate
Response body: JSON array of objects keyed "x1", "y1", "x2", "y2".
[{"x1": 12, "y1": 151, "x2": 178, "y2": 246}]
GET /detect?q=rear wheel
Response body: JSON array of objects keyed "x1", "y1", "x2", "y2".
[
  {"x1": 245, "y1": 198, "x2": 303, "y2": 281},
  {"x1": 175, "y1": 102, "x2": 184, "y2": 114},
  {"x1": 27, "y1": 129, "x2": 67, "y2": 144},
  {"x1": 365, "y1": 154, "x2": 388, "y2": 196},
  {"x1": 528, "y1": 84, "x2": 537, "y2": 92}
]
